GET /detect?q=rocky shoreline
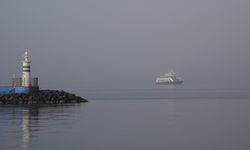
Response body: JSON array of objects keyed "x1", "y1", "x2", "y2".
[{"x1": 0, "y1": 90, "x2": 88, "y2": 105}]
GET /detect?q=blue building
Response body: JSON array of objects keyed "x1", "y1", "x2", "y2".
[{"x1": 0, "y1": 87, "x2": 29, "y2": 95}]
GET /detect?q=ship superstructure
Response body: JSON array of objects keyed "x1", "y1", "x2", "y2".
[{"x1": 156, "y1": 70, "x2": 183, "y2": 84}]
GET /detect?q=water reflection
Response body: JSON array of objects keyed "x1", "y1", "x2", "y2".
[
  {"x1": 0, "y1": 104, "x2": 82, "y2": 150},
  {"x1": 21, "y1": 106, "x2": 40, "y2": 150},
  {"x1": 21, "y1": 109, "x2": 30, "y2": 150}
]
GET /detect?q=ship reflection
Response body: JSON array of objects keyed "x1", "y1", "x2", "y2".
[{"x1": 157, "y1": 84, "x2": 175, "y2": 89}]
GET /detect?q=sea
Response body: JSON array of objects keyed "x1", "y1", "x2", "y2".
[{"x1": 1, "y1": 81, "x2": 250, "y2": 150}]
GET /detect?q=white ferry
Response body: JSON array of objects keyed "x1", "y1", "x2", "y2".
[{"x1": 156, "y1": 70, "x2": 184, "y2": 84}]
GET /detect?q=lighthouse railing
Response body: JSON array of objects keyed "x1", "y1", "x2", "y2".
[{"x1": 12, "y1": 77, "x2": 39, "y2": 88}]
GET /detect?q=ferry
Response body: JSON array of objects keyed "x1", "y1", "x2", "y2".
[{"x1": 156, "y1": 70, "x2": 184, "y2": 84}]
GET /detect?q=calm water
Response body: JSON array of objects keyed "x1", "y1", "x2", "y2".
[{"x1": 1, "y1": 83, "x2": 250, "y2": 150}]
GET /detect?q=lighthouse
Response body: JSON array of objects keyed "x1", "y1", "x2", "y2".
[{"x1": 22, "y1": 49, "x2": 31, "y2": 87}]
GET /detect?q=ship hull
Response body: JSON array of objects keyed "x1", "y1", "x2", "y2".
[{"x1": 156, "y1": 81, "x2": 183, "y2": 85}]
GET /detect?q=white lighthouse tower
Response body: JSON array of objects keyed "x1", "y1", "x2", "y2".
[{"x1": 22, "y1": 49, "x2": 31, "y2": 87}]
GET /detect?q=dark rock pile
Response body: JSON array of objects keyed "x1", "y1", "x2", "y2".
[{"x1": 0, "y1": 90, "x2": 88, "y2": 104}]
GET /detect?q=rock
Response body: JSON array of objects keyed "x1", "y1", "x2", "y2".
[{"x1": 0, "y1": 90, "x2": 88, "y2": 105}]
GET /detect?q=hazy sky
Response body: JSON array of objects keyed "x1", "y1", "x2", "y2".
[{"x1": 0, "y1": 0, "x2": 250, "y2": 89}]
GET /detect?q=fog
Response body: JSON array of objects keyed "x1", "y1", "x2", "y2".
[{"x1": 0, "y1": 0, "x2": 250, "y2": 89}]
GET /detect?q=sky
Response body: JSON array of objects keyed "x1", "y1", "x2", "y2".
[{"x1": 0, "y1": 0, "x2": 250, "y2": 89}]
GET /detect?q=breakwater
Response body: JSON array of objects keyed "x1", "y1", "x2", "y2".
[{"x1": 0, "y1": 90, "x2": 88, "y2": 104}]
